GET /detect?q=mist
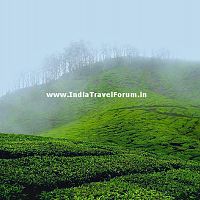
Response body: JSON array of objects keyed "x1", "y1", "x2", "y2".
[{"x1": 0, "y1": 0, "x2": 200, "y2": 94}]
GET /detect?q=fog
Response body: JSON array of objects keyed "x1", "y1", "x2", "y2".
[{"x1": 0, "y1": 0, "x2": 200, "y2": 94}]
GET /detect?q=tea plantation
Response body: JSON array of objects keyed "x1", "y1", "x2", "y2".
[
  {"x1": 0, "y1": 133, "x2": 200, "y2": 199},
  {"x1": 0, "y1": 59, "x2": 200, "y2": 199}
]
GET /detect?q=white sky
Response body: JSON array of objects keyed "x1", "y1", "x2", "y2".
[{"x1": 0, "y1": 0, "x2": 200, "y2": 94}]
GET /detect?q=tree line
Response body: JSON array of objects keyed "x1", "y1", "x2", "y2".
[{"x1": 4, "y1": 41, "x2": 171, "y2": 95}]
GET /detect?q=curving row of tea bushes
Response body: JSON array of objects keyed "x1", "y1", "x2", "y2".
[
  {"x1": 0, "y1": 154, "x2": 174, "y2": 188},
  {"x1": 0, "y1": 154, "x2": 174, "y2": 199},
  {"x1": 0, "y1": 133, "x2": 114, "y2": 158},
  {"x1": 119, "y1": 169, "x2": 200, "y2": 199},
  {"x1": 40, "y1": 168, "x2": 200, "y2": 200},
  {"x1": 40, "y1": 179, "x2": 173, "y2": 200},
  {"x1": 1, "y1": 133, "x2": 200, "y2": 199}
]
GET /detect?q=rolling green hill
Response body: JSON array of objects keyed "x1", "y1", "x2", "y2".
[
  {"x1": 0, "y1": 58, "x2": 200, "y2": 199},
  {"x1": 1, "y1": 58, "x2": 200, "y2": 134}
]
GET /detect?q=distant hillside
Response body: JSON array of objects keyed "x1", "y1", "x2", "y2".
[
  {"x1": 0, "y1": 58, "x2": 200, "y2": 160},
  {"x1": 0, "y1": 58, "x2": 199, "y2": 133}
]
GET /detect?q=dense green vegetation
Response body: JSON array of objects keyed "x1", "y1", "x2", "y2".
[
  {"x1": 0, "y1": 133, "x2": 114, "y2": 158},
  {"x1": 40, "y1": 180, "x2": 173, "y2": 200},
  {"x1": 1, "y1": 133, "x2": 200, "y2": 199},
  {"x1": 40, "y1": 169, "x2": 200, "y2": 200},
  {"x1": 43, "y1": 102, "x2": 200, "y2": 161},
  {"x1": 0, "y1": 58, "x2": 200, "y2": 199}
]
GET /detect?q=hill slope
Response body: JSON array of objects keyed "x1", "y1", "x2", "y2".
[
  {"x1": 0, "y1": 58, "x2": 200, "y2": 133},
  {"x1": 1, "y1": 58, "x2": 200, "y2": 199},
  {"x1": 0, "y1": 58, "x2": 200, "y2": 160}
]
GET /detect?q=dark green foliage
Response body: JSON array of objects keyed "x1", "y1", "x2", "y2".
[
  {"x1": 0, "y1": 147, "x2": 174, "y2": 198},
  {"x1": 0, "y1": 184, "x2": 24, "y2": 200},
  {"x1": 121, "y1": 169, "x2": 200, "y2": 199},
  {"x1": 40, "y1": 166, "x2": 200, "y2": 200},
  {"x1": 40, "y1": 180, "x2": 172, "y2": 200},
  {"x1": 1, "y1": 133, "x2": 200, "y2": 199},
  {"x1": 0, "y1": 133, "x2": 113, "y2": 158}
]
